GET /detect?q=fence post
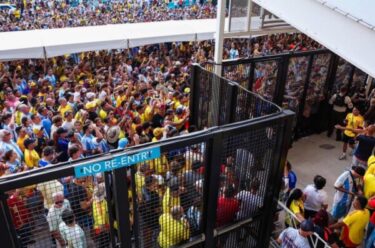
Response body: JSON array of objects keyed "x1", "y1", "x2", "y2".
[
  {"x1": 112, "y1": 168, "x2": 132, "y2": 248},
  {"x1": 0, "y1": 192, "x2": 19, "y2": 248},
  {"x1": 258, "y1": 110, "x2": 295, "y2": 247},
  {"x1": 190, "y1": 64, "x2": 201, "y2": 128},
  {"x1": 104, "y1": 172, "x2": 117, "y2": 248},
  {"x1": 203, "y1": 134, "x2": 223, "y2": 247},
  {"x1": 229, "y1": 84, "x2": 238, "y2": 123}
]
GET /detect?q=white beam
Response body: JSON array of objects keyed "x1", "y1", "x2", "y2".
[{"x1": 214, "y1": 0, "x2": 227, "y2": 76}]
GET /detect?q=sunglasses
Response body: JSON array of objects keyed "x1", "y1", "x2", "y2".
[{"x1": 55, "y1": 200, "x2": 63, "y2": 205}]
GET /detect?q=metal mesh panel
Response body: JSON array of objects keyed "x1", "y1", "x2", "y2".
[
  {"x1": 216, "y1": 217, "x2": 263, "y2": 248},
  {"x1": 333, "y1": 57, "x2": 353, "y2": 94},
  {"x1": 351, "y1": 67, "x2": 367, "y2": 95},
  {"x1": 197, "y1": 69, "x2": 212, "y2": 129},
  {"x1": 193, "y1": 65, "x2": 281, "y2": 128},
  {"x1": 282, "y1": 56, "x2": 310, "y2": 114},
  {"x1": 215, "y1": 123, "x2": 280, "y2": 232},
  {"x1": 252, "y1": 60, "x2": 279, "y2": 102},
  {"x1": 302, "y1": 53, "x2": 331, "y2": 118},
  {"x1": 233, "y1": 87, "x2": 280, "y2": 123},
  {"x1": 222, "y1": 64, "x2": 251, "y2": 88},
  {"x1": 6, "y1": 175, "x2": 111, "y2": 248},
  {"x1": 218, "y1": 78, "x2": 232, "y2": 126},
  {"x1": 132, "y1": 142, "x2": 207, "y2": 248}
]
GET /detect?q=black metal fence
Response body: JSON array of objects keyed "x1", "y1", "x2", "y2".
[
  {"x1": 190, "y1": 65, "x2": 281, "y2": 130},
  {"x1": 204, "y1": 49, "x2": 371, "y2": 138},
  {"x1": 0, "y1": 66, "x2": 294, "y2": 248}
]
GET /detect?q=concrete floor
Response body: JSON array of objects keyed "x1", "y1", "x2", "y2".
[{"x1": 287, "y1": 133, "x2": 351, "y2": 208}]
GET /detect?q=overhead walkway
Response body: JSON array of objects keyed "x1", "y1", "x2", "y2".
[{"x1": 0, "y1": 17, "x2": 296, "y2": 61}]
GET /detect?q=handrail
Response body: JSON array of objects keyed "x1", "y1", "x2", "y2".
[
  {"x1": 277, "y1": 201, "x2": 331, "y2": 248},
  {"x1": 214, "y1": 216, "x2": 255, "y2": 237}
]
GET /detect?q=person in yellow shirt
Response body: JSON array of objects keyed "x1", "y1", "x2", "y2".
[
  {"x1": 329, "y1": 196, "x2": 369, "y2": 247},
  {"x1": 16, "y1": 127, "x2": 29, "y2": 152},
  {"x1": 162, "y1": 184, "x2": 181, "y2": 214},
  {"x1": 24, "y1": 138, "x2": 40, "y2": 169},
  {"x1": 152, "y1": 128, "x2": 165, "y2": 142},
  {"x1": 364, "y1": 172, "x2": 375, "y2": 199},
  {"x1": 340, "y1": 107, "x2": 364, "y2": 160},
  {"x1": 158, "y1": 206, "x2": 190, "y2": 248},
  {"x1": 115, "y1": 89, "x2": 127, "y2": 108},
  {"x1": 368, "y1": 155, "x2": 375, "y2": 174},
  {"x1": 285, "y1": 188, "x2": 305, "y2": 227},
  {"x1": 92, "y1": 182, "x2": 110, "y2": 243},
  {"x1": 58, "y1": 97, "x2": 73, "y2": 119},
  {"x1": 135, "y1": 163, "x2": 151, "y2": 194}
]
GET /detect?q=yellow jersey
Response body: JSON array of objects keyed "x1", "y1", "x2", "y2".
[
  {"x1": 368, "y1": 155, "x2": 375, "y2": 174},
  {"x1": 364, "y1": 173, "x2": 375, "y2": 199},
  {"x1": 24, "y1": 149, "x2": 40, "y2": 169},
  {"x1": 58, "y1": 104, "x2": 72, "y2": 119},
  {"x1": 342, "y1": 209, "x2": 370, "y2": 245},
  {"x1": 344, "y1": 113, "x2": 364, "y2": 137},
  {"x1": 158, "y1": 213, "x2": 190, "y2": 248}
]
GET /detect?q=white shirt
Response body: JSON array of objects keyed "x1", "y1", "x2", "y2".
[
  {"x1": 235, "y1": 190, "x2": 263, "y2": 220},
  {"x1": 279, "y1": 227, "x2": 310, "y2": 248},
  {"x1": 74, "y1": 92, "x2": 81, "y2": 102},
  {"x1": 59, "y1": 222, "x2": 87, "y2": 248},
  {"x1": 303, "y1": 184, "x2": 328, "y2": 212},
  {"x1": 62, "y1": 119, "x2": 76, "y2": 132},
  {"x1": 47, "y1": 199, "x2": 71, "y2": 231}
]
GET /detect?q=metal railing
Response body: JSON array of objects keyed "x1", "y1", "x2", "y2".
[
  {"x1": 276, "y1": 201, "x2": 331, "y2": 248},
  {"x1": 0, "y1": 65, "x2": 294, "y2": 248}
]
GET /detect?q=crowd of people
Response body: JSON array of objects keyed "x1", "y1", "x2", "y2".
[
  {"x1": 0, "y1": 0, "x2": 217, "y2": 32},
  {"x1": 0, "y1": 1, "x2": 346, "y2": 248},
  {"x1": 279, "y1": 90, "x2": 375, "y2": 247}
]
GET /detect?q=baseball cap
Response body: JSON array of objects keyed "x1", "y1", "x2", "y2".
[{"x1": 300, "y1": 219, "x2": 314, "y2": 232}]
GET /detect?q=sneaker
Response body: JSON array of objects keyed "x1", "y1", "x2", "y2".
[{"x1": 339, "y1": 154, "x2": 347, "y2": 160}]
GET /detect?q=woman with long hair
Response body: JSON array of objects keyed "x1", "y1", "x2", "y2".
[{"x1": 285, "y1": 188, "x2": 305, "y2": 228}]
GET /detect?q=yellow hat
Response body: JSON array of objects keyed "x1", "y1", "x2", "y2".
[
  {"x1": 85, "y1": 101, "x2": 96, "y2": 109},
  {"x1": 33, "y1": 126, "x2": 44, "y2": 134},
  {"x1": 153, "y1": 128, "x2": 164, "y2": 137}
]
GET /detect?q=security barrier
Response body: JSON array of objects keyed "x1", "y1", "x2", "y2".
[
  {"x1": 204, "y1": 49, "x2": 373, "y2": 139},
  {"x1": 0, "y1": 65, "x2": 294, "y2": 248}
]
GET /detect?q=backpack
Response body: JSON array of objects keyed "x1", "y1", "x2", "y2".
[{"x1": 334, "y1": 94, "x2": 346, "y2": 107}]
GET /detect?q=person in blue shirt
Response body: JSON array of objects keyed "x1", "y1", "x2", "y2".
[
  {"x1": 56, "y1": 128, "x2": 70, "y2": 162},
  {"x1": 81, "y1": 123, "x2": 103, "y2": 157},
  {"x1": 44, "y1": 69, "x2": 57, "y2": 88},
  {"x1": 4, "y1": 150, "x2": 23, "y2": 174},
  {"x1": 229, "y1": 42, "x2": 239, "y2": 59},
  {"x1": 38, "y1": 146, "x2": 55, "y2": 167},
  {"x1": 283, "y1": 161, "x2": 297, "y2": 201}
]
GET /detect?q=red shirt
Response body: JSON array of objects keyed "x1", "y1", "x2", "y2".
[
  {"x1": 7, "y1": 194, "x2": 30, "y2": 229},
  {"x1": 216, "y1": 197, "x2": 239, "y2": 227}
]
